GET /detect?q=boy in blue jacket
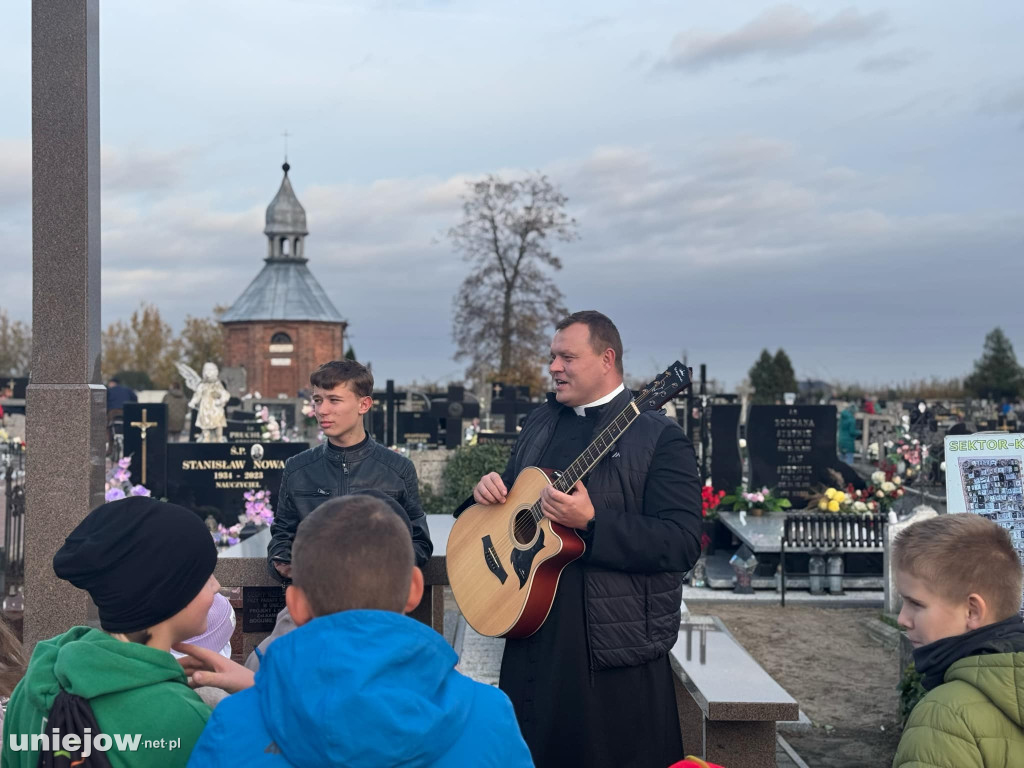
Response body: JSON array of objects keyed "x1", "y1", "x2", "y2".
[{"x1": 183, "y1": 495, "x2": 533, "y2": 768}]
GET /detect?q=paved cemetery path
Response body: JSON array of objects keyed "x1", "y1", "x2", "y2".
[
  {"x1": 450, "y1": 589, "x2": 806, "y2": 767},
  {"x1": 701, "y1": 602, "x2": 902, "y2": 766}
]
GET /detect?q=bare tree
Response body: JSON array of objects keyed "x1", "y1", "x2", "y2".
[
  {"x1": 449, "y1": 174, "x2": 577, "y2": 392},
  {"x1": 0, "y1": 310, "x2": 32, "y2": 377}
]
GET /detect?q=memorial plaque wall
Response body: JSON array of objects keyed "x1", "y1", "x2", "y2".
[
  {"x1": 166, "y1": 442, "x2": 307, "y2": 526},
  {"x1": 747, "y1": 405, "x2": 837, "y2": 505}
]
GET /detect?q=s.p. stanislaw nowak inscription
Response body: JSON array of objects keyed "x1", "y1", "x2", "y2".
[{"x1": 180, "y1": 459, "x2": 286, "y2": 471}]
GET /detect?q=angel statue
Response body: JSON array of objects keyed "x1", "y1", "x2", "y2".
[{"x1": 176, "y1": 361, "x2": 230, "y2": 443}]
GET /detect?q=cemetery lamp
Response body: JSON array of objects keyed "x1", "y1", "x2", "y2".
[{"x1": 729, "y1": 545, "x2": 758, "y2": 595}]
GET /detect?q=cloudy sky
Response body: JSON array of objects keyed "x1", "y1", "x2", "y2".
[{"x1": 2, "y1": 1, "x2": 1022, "y2": 390}]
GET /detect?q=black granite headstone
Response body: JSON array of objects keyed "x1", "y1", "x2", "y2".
[
  {"x1": 747, "y1": 405, "x2": 837, "y2": 505},
  {"x1": 429, "y1": 385, "x2": 481, "y2": 449},
  {"x1": 477, "y1": 432, "x2": 519, "y2": 447},
  {"x1": 242, "y1": 586, "x2": 287, "y2": 632},
  {"x1": 396, "y1": 412, "x2": 439, "y2": 446},
  {"x1": 709, "y1": 404, "x2": 742, "y2": 492},
  {"x1": 224, "y1": 419, "x2": 264, "y2": 443},
  {"x1": 166, "y1": 442, "x2": 308, "y2": 526},
  {"x1": 123, "y1": 402, "x2": 168, "y2": 497},
  {"x1": 491, "y1": 384, "x2": 539, "y2": 432}
]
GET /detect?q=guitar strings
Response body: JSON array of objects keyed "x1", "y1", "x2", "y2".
[{"x1": 489, "y1": 404, "x2": 641, "y2": 560}]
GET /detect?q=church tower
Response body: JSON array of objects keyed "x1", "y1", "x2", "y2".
[{"x1": 221, "y1": 163, "x2": 346, "y2": 398}]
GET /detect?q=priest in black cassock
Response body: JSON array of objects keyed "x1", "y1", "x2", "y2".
[{"x1": 465, "y1": 310, "x2": 702, "y2": 768}]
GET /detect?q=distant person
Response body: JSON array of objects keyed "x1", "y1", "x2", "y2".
[
  {"x1": 268, "y1": 360, "x2": 432, "y2": 582},
  {"x1": 2, "y1": 497, "x2": 217, "y2": 767},
  {"x1": 838, "y1": 404, "x2": 860, "y2": 464},
  {"x1": 182, "y1": 495, "x2": 533, "y2": 768},
  {"x1": 862, "y1": 398, "x2": 876, "y2": 415},
  {"x1": 106, "y1": 377, "x2": 137, "y2": 412},
  {"x1": 164, "y1": 381, "x2": 189, "y2": 441},
  {"x1": 891, "y1": 514, "x2": 1024, "y2": 767}
]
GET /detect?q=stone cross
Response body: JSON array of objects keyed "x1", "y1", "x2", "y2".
[{"x1": 129, "y1": 408, "x2": 158, "y2": 484}]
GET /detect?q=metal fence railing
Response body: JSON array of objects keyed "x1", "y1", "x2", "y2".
[{"x1": 1, "y1": 442, "x2": 26, "y2": 595}]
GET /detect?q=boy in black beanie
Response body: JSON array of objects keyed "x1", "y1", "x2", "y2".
[{"x1": 2, "y1": 497, "x2": 219, "y2": 768}]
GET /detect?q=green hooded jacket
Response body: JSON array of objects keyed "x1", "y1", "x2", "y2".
[
  {"x1": 892, "y1": 650, "x2": 1024, "y2": 767},
  {"x1": 1, "y1": 627, "x2": 210, "y2": 768}
]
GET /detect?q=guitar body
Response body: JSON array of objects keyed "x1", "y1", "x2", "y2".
[{"x1": 447, "y1": 467, "x2": 586, "y2": 639}]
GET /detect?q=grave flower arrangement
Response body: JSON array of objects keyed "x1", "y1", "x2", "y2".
[
  {"x1": 883, "y1": 435, "x2": 927, "y2": 482},
  {"x1": 810, "y1": 471, "x2": 904, "y2": 515},
  {"x1": 256, "y1": 406, "x2": 284, "y2": 442},
  {"x1": 104, "y1": 456, "x2": 151, "y2": 501},
  {"x1": 213, "y1": 489, "x2": 274, "y2": 547},
  {"x1": 701, "y1": 484, "x2": 727, "y2": 521},
  {"x1": 720, "y1": 485, "x2": 792, "y2": 515}
]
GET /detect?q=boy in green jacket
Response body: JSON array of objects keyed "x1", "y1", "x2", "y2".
[
  {"x1": 2, "y1": 497, "x2": 218, "y2": 767},
  {"x1": 892, "y1": 513, "x2": 1024, "y2": 767}
]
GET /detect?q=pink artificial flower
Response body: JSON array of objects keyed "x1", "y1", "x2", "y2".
[
  {"x1": 105, "y1": 487, "x2": 126, "y2": 502},
  {"x1": 130, "y1": 485, "x2": 151, "y2": 497},
  {"x1": 118, "y1": 456, "x2": 132, "y2": 469},
  {"x1": 114, "y1": 468, "x2": 130, "y2": 483}
]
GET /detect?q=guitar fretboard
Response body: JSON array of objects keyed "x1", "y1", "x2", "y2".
[{"x1": 530, "y1": 401, "x2": 640, "y2": 522}]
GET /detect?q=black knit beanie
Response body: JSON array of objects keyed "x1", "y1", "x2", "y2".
[{"x1": 53, "y1": 496, "x2": 218, "y2": 633}]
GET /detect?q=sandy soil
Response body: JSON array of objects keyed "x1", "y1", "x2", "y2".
[{"x1": 699, "y1": 603, "x2": 902, "y2": 767}]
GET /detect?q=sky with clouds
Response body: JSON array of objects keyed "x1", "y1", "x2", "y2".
[{"x1": 2, "y1": 1, "x2": 1022, "y2": 390}]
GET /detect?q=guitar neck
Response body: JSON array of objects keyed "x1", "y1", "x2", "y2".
[{"x1": 552, "y1": 400, "x2": 641, "y2": 492}]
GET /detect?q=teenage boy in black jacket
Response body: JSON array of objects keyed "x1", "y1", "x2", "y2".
[{"x1": 268, "y1": 360, "x2": 432, "y2": 581}]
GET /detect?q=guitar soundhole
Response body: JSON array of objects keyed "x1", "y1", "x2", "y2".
[{"x1": 512, "y1": 508, "x2": 537, "y2": 546}]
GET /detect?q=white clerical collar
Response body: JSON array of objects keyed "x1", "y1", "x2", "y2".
[{"x1": 573, "y1": 383, "x2": 626, "y2": 417}]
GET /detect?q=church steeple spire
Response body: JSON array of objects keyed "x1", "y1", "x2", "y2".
[{"x1": 264, "y1": 162, "x2": 308, "y2": 262}]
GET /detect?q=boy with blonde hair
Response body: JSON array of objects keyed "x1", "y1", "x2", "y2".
[{"x1": 892, "y1": 513, "x2": 1024, "y2": 767}]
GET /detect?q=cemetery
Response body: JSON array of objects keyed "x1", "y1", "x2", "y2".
[{"x1": 3, "y1": 4, "x2": 1024, "y2": 768}]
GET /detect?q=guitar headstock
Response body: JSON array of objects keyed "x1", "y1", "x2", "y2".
[{"x1": 634, "y1": 361, "x2": 692, "y2": 412}]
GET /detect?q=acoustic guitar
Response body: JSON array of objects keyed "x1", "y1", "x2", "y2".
[{"x1": 447, "y1": 362, "x2": 692, "y2": 638}]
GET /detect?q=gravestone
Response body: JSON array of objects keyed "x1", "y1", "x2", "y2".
[
  {"x1": 477, "y1": 432, "x2": 519, "y2": 447},
  {"x1": 747, "y1": 405, "x2": 837, "y2": 506},
  {"x1": 429, "y1": 385, "x2": 480, "y2": 449},
  {"x1": 709, "y1": 404, "x2": 742, "y2": 492},
  {"x1": 491, "y1": 384, "x2": 538, "y2": 432},
  {"x1": 242, "y1": 586, "x2": 287, "y2": 632},
  {"x1": 224, "y1": 419, "x2": 264, "y2": 443},
  {"x1": 396, "y1": 412, "x2": 439, "y2": 447},
  {"x1": 123, "y1": 402, "x2": 169, "y2": 497},
  {"x1": 220, "y1": 366, "x2": 247, "y2": 399},
  {"x1": 2, "y1": 378, "x2": 28, "y2": 399},
  {"x1": 166, "y1": 442, "x2": 307, "y2": 526}
]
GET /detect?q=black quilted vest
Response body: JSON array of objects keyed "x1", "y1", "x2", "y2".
[{"x1": 505, "y1": 390, "x2": 685, "y2": 671}]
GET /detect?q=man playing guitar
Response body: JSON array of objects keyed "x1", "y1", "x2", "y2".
[{"x1": 467, "y1": 310, "x2": 703, "y2": 768}]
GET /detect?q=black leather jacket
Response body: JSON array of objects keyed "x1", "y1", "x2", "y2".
[{"x1": 268, "y1": 436, "x2": 433, "y2": 579}]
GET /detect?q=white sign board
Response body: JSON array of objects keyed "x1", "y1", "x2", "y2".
[{"x1": 945, "y1": 434, "x2": 1024, "y2": 612}]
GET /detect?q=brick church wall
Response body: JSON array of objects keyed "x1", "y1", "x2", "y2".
[{"x1": 223, "y1": 321, "x2": 345, "y2": 398}]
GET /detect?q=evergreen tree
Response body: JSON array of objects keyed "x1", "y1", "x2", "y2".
[
  {"x1": 773, "y1": 349, "x2": 798, "y2": 397},
  {"x1": 749, "y1": 349, "x2": 778, "y2": 404},
  {"x1": 345, "y1": 345, "x2": 357, "y2": 361},
  {"x1": 964, "y1": 328, "x2": 1024, "y2": 400}
]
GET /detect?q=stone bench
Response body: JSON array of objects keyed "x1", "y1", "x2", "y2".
[{"x1": 671, "y1": 616, "x2": 799, "y2": 768}]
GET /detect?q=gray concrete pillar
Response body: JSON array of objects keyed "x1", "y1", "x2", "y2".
[{"x1": 25, "y1": 0, "x2": 106, "y2": 648}]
